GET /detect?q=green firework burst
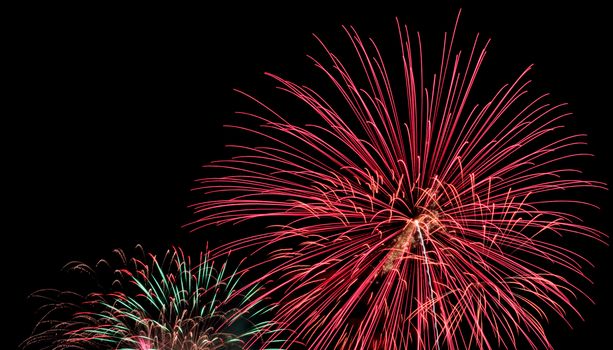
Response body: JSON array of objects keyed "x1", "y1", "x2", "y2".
[{"x1": 22, "y1": 246, "x2": 283, "y2": 350}]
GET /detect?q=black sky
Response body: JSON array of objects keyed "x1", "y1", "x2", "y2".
[{"x1": 8, "y1": 2, "x2": 611, "y2": 349}]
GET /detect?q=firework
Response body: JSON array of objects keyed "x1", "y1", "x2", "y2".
[
  {"x1": 22, "y1": 246, "x2": 281, "y2": 350},
  {"x1": 190, "y1": 13, "x2": 606, "y2": 350}
]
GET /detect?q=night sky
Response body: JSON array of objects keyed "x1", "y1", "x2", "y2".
[{"x1": 8, "y1": 2, "x2": 611, "y2": 349}]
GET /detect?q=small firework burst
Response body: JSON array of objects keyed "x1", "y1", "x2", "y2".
[
  {"x1": 22, "y1": 246, "x2": 281, "y2": 350},
  {"x1": 191, "y1": 13, "x2": 606, "y2": 350}
]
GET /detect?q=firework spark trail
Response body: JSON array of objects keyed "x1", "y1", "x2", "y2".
[
  {"x1": 21, "y1": 246, "x2": 282, "y2": 350},
  {"x1": 191, "y1": 13, "x2": 606, "y2": 350},
  {"x1": 415, "y1": 221, "x2": 440, "y2": 350}
]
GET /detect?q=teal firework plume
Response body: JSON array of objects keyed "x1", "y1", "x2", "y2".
[{"x1": 22, "y1": 246, "x2": 281, "y2": 350}]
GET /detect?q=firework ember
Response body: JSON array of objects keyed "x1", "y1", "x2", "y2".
[{"x1": 191, "y1": 14, "x2": 606, "y2": 350}]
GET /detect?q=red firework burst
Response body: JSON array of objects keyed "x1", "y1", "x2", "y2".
[{"x1": 190, "y1": 14, "x2": 606, "y2": 349}]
